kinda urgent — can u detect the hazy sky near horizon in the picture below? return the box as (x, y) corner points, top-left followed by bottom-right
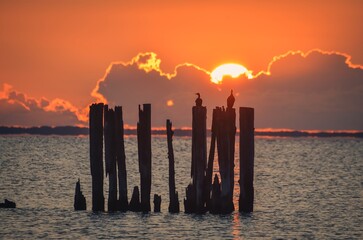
(0, 0), (362, 129)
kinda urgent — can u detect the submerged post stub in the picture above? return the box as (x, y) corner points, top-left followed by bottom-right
(74, 179), (87, 210)
(129, 186), (141, 212)
(239, 107), (254, 213)
(153, 194), (161, 212)
(0, 199), (16, 208)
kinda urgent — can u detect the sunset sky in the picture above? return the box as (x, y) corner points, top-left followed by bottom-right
(0, 0), (362, 130)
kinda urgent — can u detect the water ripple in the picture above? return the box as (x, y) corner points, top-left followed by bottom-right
(0, 136), (362, 239)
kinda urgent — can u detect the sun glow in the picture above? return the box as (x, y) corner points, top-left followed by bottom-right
(211, 63), (252, 84)
(166, 100), (174, 106)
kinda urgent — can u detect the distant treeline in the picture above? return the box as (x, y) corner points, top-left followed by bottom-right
(0, 126), (89, 135)
(0, 126), (362, 138)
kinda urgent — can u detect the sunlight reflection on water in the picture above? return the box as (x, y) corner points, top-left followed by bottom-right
(0, 135), (362, 239)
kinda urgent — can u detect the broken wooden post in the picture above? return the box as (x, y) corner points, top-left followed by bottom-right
(153, 194), (161, 212)
(192, 98), (207, 213)
(183, 184), (195, 213)
(167, 119), (180, 213)
(137, 104), (152, 212)
(129, 186), (141, 212)
(89, 103), (104, 211)
(239, 107), (254, 212)
(104, 106), (118, 211)
(74, 178), (87, 210)
(115, 106), (128, 212)
(204, 108), (217, 211)
(0, 199), (16, 208)
(209, 174), (221, 214)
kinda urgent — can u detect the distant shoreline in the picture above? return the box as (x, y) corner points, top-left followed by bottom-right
(1, 126), (362, 138)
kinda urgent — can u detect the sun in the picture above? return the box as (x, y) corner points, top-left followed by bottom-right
(210, 63), (253, 84)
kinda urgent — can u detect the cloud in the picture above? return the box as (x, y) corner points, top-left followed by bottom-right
(93, 50), (363, 130)
(246, 49), (363, 130)
(0, 84), (86, 127)
(1, 50), (362, 130)
(91, 52), (217, 127)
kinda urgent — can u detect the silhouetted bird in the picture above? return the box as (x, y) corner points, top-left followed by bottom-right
(227, 89), (235, 109)
(195, 93), (203, 107)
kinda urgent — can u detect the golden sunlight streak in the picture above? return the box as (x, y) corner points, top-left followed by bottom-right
(210, 63), (253, 84)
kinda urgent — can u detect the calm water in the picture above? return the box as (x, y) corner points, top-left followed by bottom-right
(0, 135), (362, 239)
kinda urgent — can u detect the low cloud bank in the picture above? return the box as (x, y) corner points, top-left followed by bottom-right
(0, 84), (85, 127)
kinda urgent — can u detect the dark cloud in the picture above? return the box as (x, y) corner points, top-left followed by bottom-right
(246, 50), (363, 130)
(94, 50), (363, 130)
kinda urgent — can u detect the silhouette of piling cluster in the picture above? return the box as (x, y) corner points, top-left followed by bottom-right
(86, 103), (156, 212)
(79, 90), (254, 214)
(184, 91), (254, 214)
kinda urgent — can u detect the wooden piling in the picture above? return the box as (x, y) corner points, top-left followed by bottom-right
(153, 194), (161, 212)
(74, 179), (87, 210)
(115, 106), (128, 211)
(104, 106), (118, 211)
(204, 108), (217, 211)
(137, 104), (152, 212)
(214, 106), (236, 213)
(226, 106), (236, 212)
(89, 103), (104, 211)
(167, 119), (180, 213)
(209, 174), (221, 214)
(191, 105), (207, 213)
(184, 183), (195, 213)
(129, 186), (141, 212)
(239, 107), (254, 212)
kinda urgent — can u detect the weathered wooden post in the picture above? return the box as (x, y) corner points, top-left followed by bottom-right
(115, 106), (128, 211)
(225, 93), (236, 212)
(214, 108), (232, 213)
(104, 106), (118, 211)
(74, 179), (87, 210)
(0, 199), (16, 208)
(214, 91), (236, 213)
(167, 119), (180, 213)
(239, 107), (254, 212)
(184, 184), (195, 213)
(129, 186), (141, 212)
(153, 194), (161, 212)
(184, 94), (207, 213)
(137, 104), (152, 212)
(204, 108), (217, 211)
(192, 95), (207, 213)
(209, 174), (221, 214)
(89, 103), (104, 211)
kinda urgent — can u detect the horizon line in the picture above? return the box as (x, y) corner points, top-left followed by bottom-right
(1, 126), (362, 138)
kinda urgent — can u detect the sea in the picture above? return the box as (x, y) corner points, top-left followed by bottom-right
(0, 135), (362, 239)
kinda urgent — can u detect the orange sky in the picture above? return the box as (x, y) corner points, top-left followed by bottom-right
(0, 1), (362, 129)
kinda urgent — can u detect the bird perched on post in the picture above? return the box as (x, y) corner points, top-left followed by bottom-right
(227, 90), (235, 109)
(195, 93), (202, 107)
